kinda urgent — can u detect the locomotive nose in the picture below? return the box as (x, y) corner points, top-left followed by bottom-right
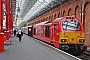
(64, 32), (84, 44)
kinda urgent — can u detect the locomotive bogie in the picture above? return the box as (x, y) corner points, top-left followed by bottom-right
(59, 44), (84, 51)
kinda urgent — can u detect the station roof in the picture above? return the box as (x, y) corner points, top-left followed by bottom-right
(18, 0), (65, 22)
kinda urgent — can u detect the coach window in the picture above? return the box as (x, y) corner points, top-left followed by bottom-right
(34, 28), (36, 35)
(45, 26), (50, 37)
(54, 24), (57, 30)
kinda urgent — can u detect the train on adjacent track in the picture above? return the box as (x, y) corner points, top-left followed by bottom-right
(23, 16), (85, 55)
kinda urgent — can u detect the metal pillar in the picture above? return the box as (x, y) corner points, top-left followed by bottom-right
(0, 0), (3, 32)
(9, 11), (13, 36)
(5, 0), (12, 44)
(8, 0), (13, 36)
(5, 0), (9, 40)
(10, 0), (13, 36)
(0, 0), (4, 52)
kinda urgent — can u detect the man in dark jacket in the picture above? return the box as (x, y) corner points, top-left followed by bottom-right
(17, 29), (23, 41)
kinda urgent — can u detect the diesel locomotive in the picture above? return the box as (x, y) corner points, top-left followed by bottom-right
(33, 16), (84, 50)
(24, 16), (85, 54)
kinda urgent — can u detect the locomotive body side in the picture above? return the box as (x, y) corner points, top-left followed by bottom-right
(33, 22), (46, 40)
(33, 20), (60, 48)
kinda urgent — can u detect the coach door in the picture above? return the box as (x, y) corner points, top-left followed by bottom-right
(53, 24), (59, 48)
(45, 26), (50, 38)
(28, 27), (33, 37)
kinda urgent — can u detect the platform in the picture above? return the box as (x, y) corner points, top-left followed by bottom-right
(0, 35), (80, 60)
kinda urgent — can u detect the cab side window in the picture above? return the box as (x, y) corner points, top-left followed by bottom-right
(54, 24), (57, 30)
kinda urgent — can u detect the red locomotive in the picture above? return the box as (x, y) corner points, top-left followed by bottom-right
(32, 16), (85, 53)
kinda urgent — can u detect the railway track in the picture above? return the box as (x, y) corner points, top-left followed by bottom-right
(77, 49), (90, 60)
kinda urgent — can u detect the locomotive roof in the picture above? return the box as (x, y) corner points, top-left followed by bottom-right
(34, 16), (77, 26)
(45, 20), (53, 24)
(54, 18), (63, 20)
(45, 17), (63, 24)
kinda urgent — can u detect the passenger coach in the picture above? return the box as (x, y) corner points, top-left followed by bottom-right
(23, 26), (33, 37)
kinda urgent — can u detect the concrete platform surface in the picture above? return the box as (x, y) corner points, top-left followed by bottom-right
(0, 35), (78, 60)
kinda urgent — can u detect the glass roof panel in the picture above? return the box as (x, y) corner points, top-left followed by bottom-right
(18, 0), (62, 21)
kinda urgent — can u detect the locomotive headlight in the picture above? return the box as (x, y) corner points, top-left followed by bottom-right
(79, 39), (85, 42)
(61, 39), (67, 42)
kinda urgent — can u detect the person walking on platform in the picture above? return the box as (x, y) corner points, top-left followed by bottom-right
(17, 29), (23, 41)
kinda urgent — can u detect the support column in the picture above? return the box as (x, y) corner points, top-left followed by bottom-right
(8, 0), (13, 37)
(0, 33), (4, 52)
(6, 0), (9, 40)
(0, 0), (3, 32)
(5, 0), (12, 44)
(9, 12), (13, 36)
(0, 0), (4, 52)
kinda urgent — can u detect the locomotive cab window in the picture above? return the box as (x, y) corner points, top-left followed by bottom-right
(54, 24), (57, 30)
(45, 26), (50, 37)
(62, 20), (81, 30)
